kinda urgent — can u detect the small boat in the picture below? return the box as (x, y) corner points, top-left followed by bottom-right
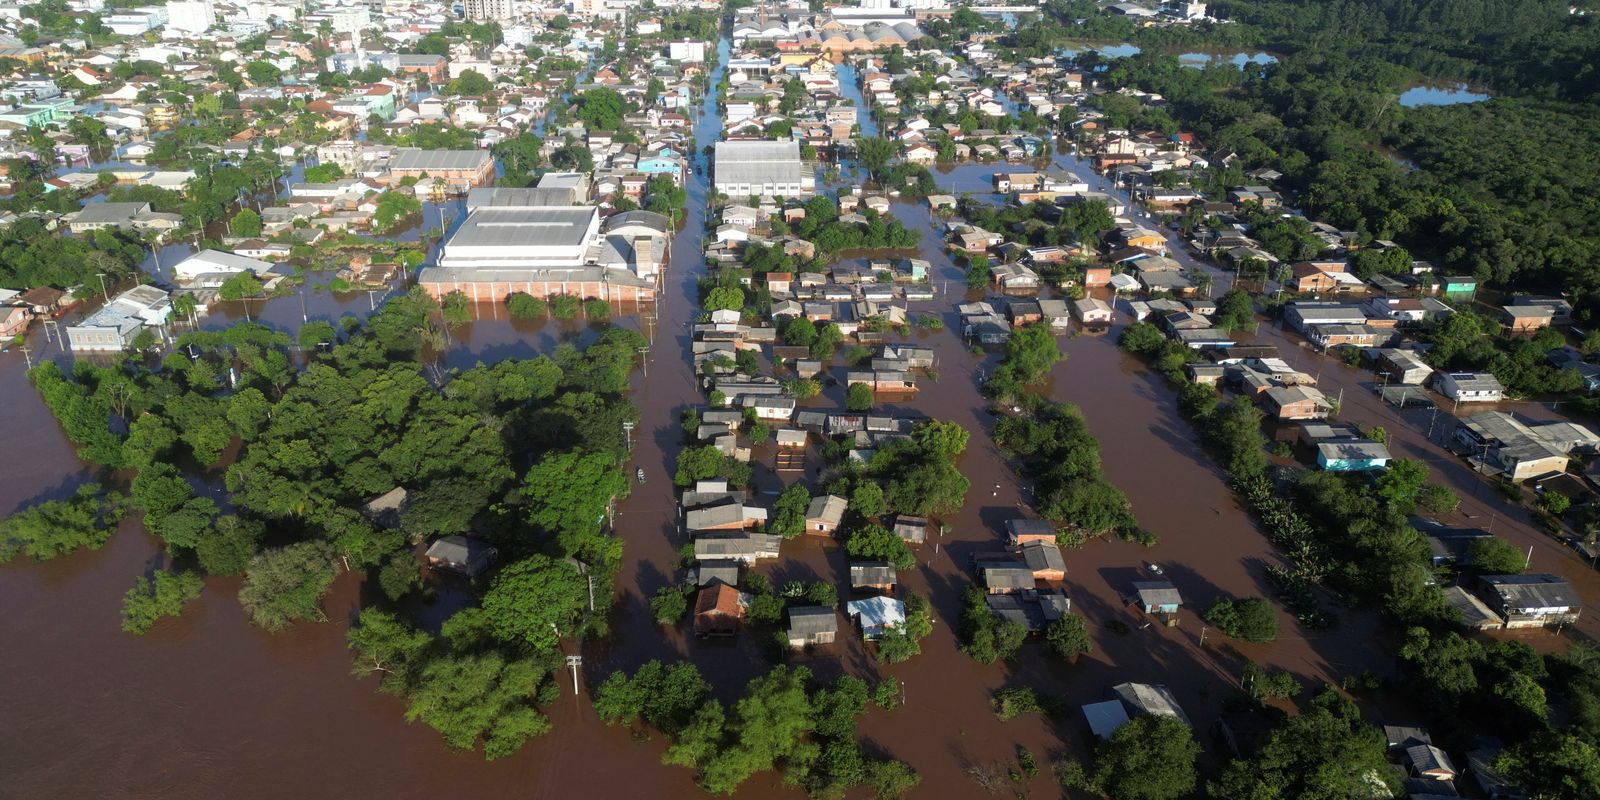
(636, 468), (646, 483)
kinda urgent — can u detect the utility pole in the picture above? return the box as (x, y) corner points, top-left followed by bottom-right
(1198, 626), (1207, 647)
(1524, 545), (1533, 571)
(19, 344), (32, 368)
(96, 272), (109, 300)
(566, 654), (582, 695)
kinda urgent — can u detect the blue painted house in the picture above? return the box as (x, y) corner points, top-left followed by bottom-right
(1131, 581), (1181, 615)
(636, 154), (683, 179)
(1441, 275), (1478, 300)
(1316, 440), (1392, 471)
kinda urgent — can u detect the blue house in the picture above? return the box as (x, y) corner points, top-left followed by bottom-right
(1316, 440), (1392, 471)
(636, 155), (683, 179)
(1131, 581), (1181, 615)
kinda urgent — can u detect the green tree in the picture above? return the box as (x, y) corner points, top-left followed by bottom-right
(575, 88), (626, 130)
(594, 660), (711, 734)
(218, 271), (264, 301)
(481, 555), (588, 651)
(448, 69), (492, 95)
(845, 523), (915, 570)
(1467, 535), (1528, 574)
(348, 608), (433, 694)
(650, 583), (693, 624)
(121, 570), (205, 634)
(1376, 459), (1430, 512)
(1119, 322), (1167, 357)
(854, 137), (897, 182)
(781, 316), (818, 347)
(704, 285), (744, 312)
(846, 381), (874, 411)
(1045, 613), (1092, 661)
(297, 321), (337, 351)
(229, 208), (263, 238)
(851, 481), (886, 517)
(1092, 715), (1199, 800)
(1211, 687), (1398, 800)
(238, 541), (338, 631)
(1497, 733), (1600, 800)
(522, 450), (626, 559)
(770, 484), (811, 538)
(404, 650), (552, 760)
(1205, 597), (1279, 643)
(195, 514), (261, 575)
(244, 60), (282, 85)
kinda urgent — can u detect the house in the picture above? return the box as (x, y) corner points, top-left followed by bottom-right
(1435, 372), (1505, 404)
(1081, 699), (1134, 740)
(1376, 349), (1434, 385)
(893, 515), (927, 545)
(846, 596), (905, 639)
(1453, 411), (1592, 481)
(1406, 745), (1459, 781)
(1019, 540), (1066, 582)
(850, 561), (897, 593)
(1502, 305), (1553, 334)
(0, 305), (29, 338)
(982, 563), (1036, 594)
(1130, 581), (1182, 615)
(686, 503), (768, 532)
(66, 284), (172, 352)
(1072, 297), (1113, 325)
(1480, 574), (1580, 628)
(805, 494), (847, 536)
(423, 535), (498, 577)
(68, 201), (151, 232)
(786, 606), (838, 647)
(1316, 440), (1392, 471)
(1261, 385), (1332, 421)
(692, 563), (742, 587)
(694, 580), (749, 636)
(1111, 682), (1192, 727)
(693, 533), (782, 564)
(1440, 276), (1477, 300)
(1006, 518), (1056, 545)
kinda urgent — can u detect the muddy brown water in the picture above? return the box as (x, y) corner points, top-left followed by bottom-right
(4, 45), (1580, 799)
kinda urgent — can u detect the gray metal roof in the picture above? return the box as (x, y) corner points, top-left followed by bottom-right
(849, 561), (897, 586)
(787, 606), (837, 635)
(445, 206), (599, 248)
(714, 140), (806, 185)
(389, 148), (492, 172)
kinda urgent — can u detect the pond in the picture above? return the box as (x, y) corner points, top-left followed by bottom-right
(1399, 83), (1491, 108)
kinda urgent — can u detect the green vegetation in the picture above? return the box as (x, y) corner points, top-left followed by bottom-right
(1085, 715), (1199, 800)
(598, 663), (917, 797)
(844, 523), (914, 571)
(875, 593), (933, 664)
(982, 323), (1063, 401)
(993, 402), (1138, 541)
(845, 382), (874, 411)
(1211, 686), (1397, 800)
(506, 292), (548, 319)
(1044, 613), (1092, 661)
(1205, 597), (1279, 643)
(959, 585), (1027, 663)
(0, 483), (123, 563)
(862, 420), (971, 518)
(121, 570), (205, 634)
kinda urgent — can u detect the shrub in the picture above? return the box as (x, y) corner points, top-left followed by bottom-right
(549, 295), (580, 319)
(507, 292), (547, 319)
(1205, 597), (1279, 643)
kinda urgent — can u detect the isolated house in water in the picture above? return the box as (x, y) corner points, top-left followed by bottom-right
(785, 606), (838, 647)
(694, 581), (748, 636)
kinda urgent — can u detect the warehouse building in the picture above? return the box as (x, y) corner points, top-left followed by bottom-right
(713, 140), (814, 199)
(386, 148), (496, 192)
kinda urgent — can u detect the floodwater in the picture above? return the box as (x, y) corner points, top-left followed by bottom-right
(0, 36), (1577, 800)
(1399, 84), (1491, 108)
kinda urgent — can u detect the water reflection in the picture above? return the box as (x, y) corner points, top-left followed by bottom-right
(1399, 83), (1490, 107)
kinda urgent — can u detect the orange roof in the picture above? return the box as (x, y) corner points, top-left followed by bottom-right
(694, 582), (745, 619)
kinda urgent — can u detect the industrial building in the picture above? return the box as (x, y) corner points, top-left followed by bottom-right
(713, 140), (814, 199)
(416, 192), (665, 303)
(386, 148), (496, 192)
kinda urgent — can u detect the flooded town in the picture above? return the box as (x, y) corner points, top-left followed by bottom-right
(2, 0), (1599, 798)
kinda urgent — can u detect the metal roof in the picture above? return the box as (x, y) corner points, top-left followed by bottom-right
(444, 206), (599, 249)
(389, 147), (491, 172)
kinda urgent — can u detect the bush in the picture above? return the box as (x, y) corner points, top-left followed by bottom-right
(1045, 614), (1092, 661)
(1205, 597), (1279, 643)
(549, 295), (580, 319)
(583, 298), (611, 321)
(507, 292), (547, 319)
(993, 686), (1042, 720)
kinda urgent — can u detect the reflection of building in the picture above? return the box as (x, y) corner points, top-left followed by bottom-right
(416, 192), (665, 303)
